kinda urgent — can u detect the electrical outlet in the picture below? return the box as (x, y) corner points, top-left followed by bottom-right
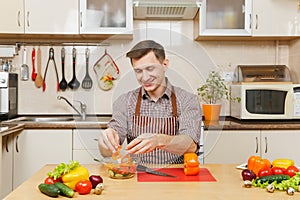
(222, 72), (233, 82)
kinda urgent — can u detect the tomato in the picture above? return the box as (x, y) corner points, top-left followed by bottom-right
(258, 168), (273, 177)
(285, 165), (299, 177)
(271, 167), (286, 175)
(44, 177), (62, 184)
(75, 179), (92, 195)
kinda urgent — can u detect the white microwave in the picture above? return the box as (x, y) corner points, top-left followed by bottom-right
(230, 83), (300, 120)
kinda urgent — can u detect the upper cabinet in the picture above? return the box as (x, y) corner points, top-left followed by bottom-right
(0, 0), (78, 34)
(195, 0), (300, 40)
(0, 0), (24, 33)
(24, 0), (78, 34)
(252, 0), (300, 36)
(79, 0), (133, 35)
(195, 0), (252, 37)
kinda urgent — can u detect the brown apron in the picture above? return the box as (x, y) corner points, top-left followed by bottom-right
(128, 87), (182, 164)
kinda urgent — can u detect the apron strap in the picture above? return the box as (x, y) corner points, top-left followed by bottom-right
(135, 87), (178, 117)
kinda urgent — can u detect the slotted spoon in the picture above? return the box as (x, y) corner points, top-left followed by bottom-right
(82, 48), (93, 89)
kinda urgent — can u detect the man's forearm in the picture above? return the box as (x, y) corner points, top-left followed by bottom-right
(156, 134), (197, 155)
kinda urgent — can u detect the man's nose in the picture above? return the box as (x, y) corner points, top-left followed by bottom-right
(141, 70), (150, 80)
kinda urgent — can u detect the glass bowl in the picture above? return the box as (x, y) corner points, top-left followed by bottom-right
(105, 161), (136, 179)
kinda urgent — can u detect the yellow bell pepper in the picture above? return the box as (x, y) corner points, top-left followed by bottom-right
(62, 166), (89, 190)
(272, 159), (294, 169)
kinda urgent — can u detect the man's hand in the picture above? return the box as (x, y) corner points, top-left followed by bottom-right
(126, 133), (160, 154)
(98, 128), (120, 156)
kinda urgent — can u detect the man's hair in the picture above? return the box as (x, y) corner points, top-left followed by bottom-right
(126, 40), (165, 63)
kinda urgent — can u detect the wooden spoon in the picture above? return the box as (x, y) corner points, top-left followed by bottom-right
(34, 47), (43, 88)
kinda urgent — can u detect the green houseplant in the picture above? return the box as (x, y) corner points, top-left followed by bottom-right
(197, 71), (239, 123)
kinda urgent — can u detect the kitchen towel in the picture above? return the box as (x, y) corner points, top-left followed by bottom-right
(137, 168), (216, 182)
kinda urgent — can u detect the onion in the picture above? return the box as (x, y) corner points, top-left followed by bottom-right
(241, 169), (256, 181)
(89, 175), (103, 189)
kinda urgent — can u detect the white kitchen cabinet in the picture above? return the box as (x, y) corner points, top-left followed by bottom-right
(0, 0), (24, 33)
(80, 0), (133, 35)
(204, 130), (300, 165)
(1, 135), (13, 199)
(261, 130), (300, 165)
(195, 0), (300, 38)
(0, 0), (78, 34)
(73, 129), (103, 164)
(252, 0), (300, 36)
(13, 129), (72, 188)
(196, 0), (252, 37)
(203, 130), (260, 164)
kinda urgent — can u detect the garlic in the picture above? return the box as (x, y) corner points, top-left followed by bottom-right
(266, 184), (275, 193)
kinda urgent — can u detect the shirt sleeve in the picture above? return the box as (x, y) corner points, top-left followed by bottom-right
(178, 93), (202, 149)
(108, 93), (129, 145)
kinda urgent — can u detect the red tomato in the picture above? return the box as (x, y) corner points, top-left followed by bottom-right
(258, 168), (273, 177)
(75, 180), (92, 195)
(271, 167), (286, 175)
(286, 166), (299, 177)
(44, 177), (62, 184)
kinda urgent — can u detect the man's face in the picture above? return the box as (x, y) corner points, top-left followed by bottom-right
(132, 51), (168, 92)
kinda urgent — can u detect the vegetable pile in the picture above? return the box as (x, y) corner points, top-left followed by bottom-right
(38, 161), (104, 198)
(241, 156), (300, 196)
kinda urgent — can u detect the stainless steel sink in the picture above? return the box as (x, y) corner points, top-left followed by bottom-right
(8, 116), (111, 124)
(18, 117), (75, 122)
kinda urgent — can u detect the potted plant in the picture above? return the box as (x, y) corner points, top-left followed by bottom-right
(197, 71), (238, 123)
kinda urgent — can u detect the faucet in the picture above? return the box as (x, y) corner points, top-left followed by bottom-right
(57, 96), (86, 120)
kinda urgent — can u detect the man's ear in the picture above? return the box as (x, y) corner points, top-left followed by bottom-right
(162, 59), (169, 71)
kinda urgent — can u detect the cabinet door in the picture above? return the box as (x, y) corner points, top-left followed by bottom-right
(80, 0), (133, 35)
(261, 130), (300, 165)
(1, 135), (14, 199)
(252, 0), (300, 36)
(204, 130), (260, 164)
(198, 0), (252, 36)
(24, 0), (79, 34)
(73, 129), (103, 164)
(13, 129), (72, 189)
(0, 0), (24, 33)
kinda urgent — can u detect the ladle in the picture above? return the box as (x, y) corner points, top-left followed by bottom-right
(68, 47), (80, 89)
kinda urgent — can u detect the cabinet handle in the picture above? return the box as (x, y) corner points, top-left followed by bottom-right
(264, 137), (268, 153)
(255, 14), (258, 30)
(249, 14), (252, 29)
(5, 136), (9, 152)
(15, 135), (19, 153)
(17, 11), (21, 27)
(255, 136), (258, 153)
(27, 11), (30, 27)
(80, 12), (82, 27)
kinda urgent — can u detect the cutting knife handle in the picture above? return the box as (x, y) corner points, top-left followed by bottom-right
(136, 164), (147, 172)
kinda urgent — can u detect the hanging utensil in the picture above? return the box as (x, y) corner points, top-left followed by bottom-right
(20, 47), (29, 81)
(42, 48), (60, 92)
(93, 49), (120, 91)
(68, 47), (80, 90)
(59, 47), (68, 91)
(34, 47), (43, 88)
(31, 48), (37, 81)
(82, 47), (93, 89)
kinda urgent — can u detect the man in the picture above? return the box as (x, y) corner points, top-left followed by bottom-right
(98, 40), (202, 164)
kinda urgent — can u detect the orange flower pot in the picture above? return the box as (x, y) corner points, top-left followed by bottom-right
(202, 104), (221, 122)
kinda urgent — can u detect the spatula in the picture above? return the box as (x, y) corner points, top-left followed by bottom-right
(82, 48), (93, 89)
(34, 47), (43, 88)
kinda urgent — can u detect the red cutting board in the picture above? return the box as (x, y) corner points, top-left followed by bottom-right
(137, 168), (216, 182)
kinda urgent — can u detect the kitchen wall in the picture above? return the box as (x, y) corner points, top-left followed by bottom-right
(9, 20), (296, 116)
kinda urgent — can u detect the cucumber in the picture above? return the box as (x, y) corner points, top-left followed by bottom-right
(38, 183), (60, 197)
(256, 174), (290, 184)
(54, 182), (74, 198)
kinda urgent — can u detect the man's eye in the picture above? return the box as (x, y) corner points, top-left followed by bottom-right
(146, 66), (155, 71)
(135, 69), (142, 73)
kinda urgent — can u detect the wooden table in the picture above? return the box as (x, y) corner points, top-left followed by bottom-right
(4, 164), (298, 200)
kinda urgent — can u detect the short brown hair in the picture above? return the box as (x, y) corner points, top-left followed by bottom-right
(126, 40), (165, 63)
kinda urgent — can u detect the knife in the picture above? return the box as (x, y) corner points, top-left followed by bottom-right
(136, 165), (176, 178)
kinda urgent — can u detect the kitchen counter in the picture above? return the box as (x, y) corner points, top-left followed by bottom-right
(4, 164), (297, 200)
(2, 116), (300, 131)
